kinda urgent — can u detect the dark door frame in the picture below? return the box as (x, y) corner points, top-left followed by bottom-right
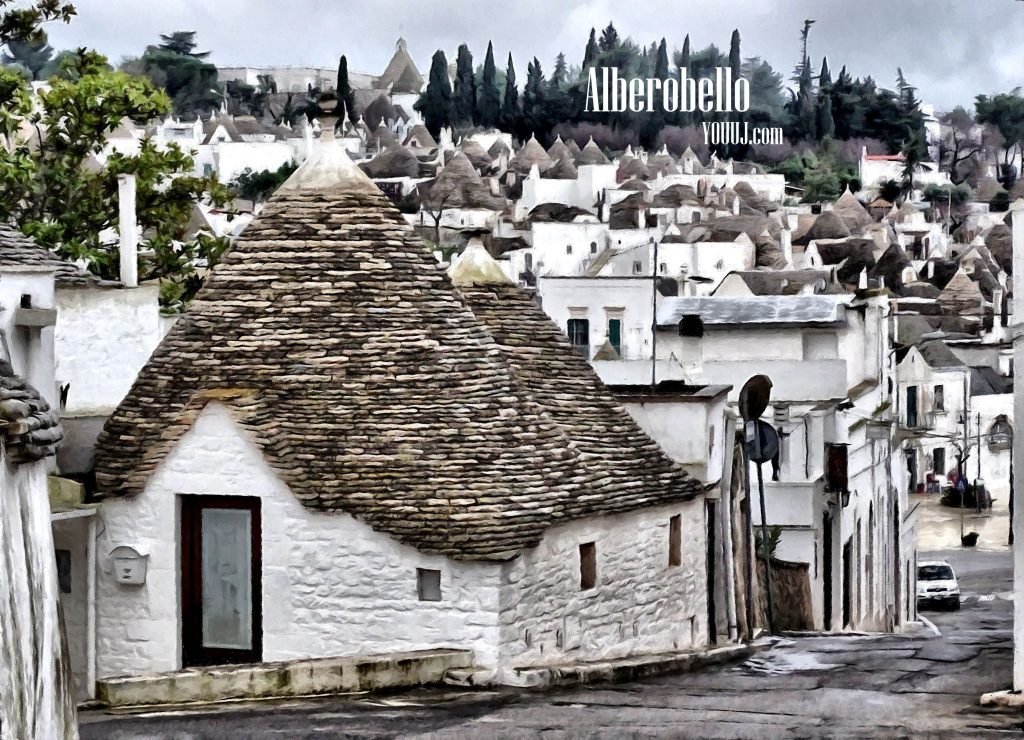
(181, 495), (262, 667)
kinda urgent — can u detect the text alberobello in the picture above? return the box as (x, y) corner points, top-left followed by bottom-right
(585, 66), (750, 114)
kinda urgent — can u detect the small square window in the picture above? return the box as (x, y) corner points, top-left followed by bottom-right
(566, 244), (573, 254)
(632, 261), (643, 274)
(590, 241), (598, 254)
(668, 515), (682, 567)
(579, 542), (597, 590)
(416, 568), (441, 601)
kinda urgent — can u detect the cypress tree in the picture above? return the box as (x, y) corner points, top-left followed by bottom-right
(414, 50), (453, 138)
(728, 29), (741, 81)
(582, 28), (599, 70)
(499, 53), (519, 133)
(335, 54), (357, 127)
(477, 41), (500, 128)
(654, 38), (670, 81)
(453, 43), (477, 127)
(816, 57), (835, 139)
(678, 35), (691, 126)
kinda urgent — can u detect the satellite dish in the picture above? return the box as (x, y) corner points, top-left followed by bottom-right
(738, 375), (773, 422)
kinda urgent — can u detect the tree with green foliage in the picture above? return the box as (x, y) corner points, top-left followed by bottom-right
(477, 41), (500, 127)
(335, 55), (357, 127)
(453, 43), (476, 128)
(499, 52), (519, 133)
(129, 32), (221, 117)
(0, 50), (230, 308)
(815, 57), (834, 139)
(414, 49), (453, 137)
(521, 57), (546, 138)
(157, 31), (209, 58)
(231, 162), (298, 203)
(638, 38), (671, 148)
(0, 0), (74, 47)
(728, 29), (741, 80)
(598, 22), (620, 53)
(2, 29), (52, 79)
(582, 28), (599, 70)
(901, 129), (927, 195)
(975, 89), (1024, 185)
(676, 34), (691, 126)
(771, 142), (859, 202)
(545, 52), (573, 132)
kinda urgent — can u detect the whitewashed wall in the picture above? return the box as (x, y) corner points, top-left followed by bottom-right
(539, 276), (654, 361)
(0, 271), (57, 408)
(55, 285), (163, 418)
(497, 499), (707, 667)
(95, 402), (503, 678)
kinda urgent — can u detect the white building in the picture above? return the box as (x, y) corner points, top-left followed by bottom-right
(86, 143), (718, 691)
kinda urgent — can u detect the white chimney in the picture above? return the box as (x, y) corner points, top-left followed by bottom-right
(927, 260), (935, 280)
(781, 228), (793, 268)
(993, 287), (1005, 328)
(858, 268), (868, 290)
(117, 173), (139, 288)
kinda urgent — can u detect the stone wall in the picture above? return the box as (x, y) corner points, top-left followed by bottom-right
(95, 402), (503, 679)
(758, 557), (814, 631)
(497, 498), (708, 667)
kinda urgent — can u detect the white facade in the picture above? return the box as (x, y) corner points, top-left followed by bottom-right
(95, 401), (711, 680)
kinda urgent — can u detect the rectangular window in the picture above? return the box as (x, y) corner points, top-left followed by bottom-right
(632, 261), (643, 275)
(567, 318), (590, 359)
(825, 443), (849, 494)
(668, 515), (682, 567)
(933, 447), (945, 475)
(566, 244), (573, 254)
(933, 385), (944, 412)
(579, 542), (597, 590)
(607, 318), (622, 356)
(906, 385), (918, 428)
(416, 568), (441, 601)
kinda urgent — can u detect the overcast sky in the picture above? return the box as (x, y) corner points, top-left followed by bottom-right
(45, 0), (1024, 112)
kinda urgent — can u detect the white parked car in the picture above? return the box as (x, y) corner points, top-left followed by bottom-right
(917, 561), (960, 610)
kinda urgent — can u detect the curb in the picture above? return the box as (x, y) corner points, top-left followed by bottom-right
(446, 641), (766, 690)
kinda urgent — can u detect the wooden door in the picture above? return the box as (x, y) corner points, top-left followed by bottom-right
(181, 495), (262, 667)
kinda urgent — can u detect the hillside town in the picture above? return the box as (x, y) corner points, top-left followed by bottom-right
(1, 4), (1024, 738)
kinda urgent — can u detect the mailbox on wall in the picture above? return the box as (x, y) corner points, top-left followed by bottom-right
(110, 546), (148, 585)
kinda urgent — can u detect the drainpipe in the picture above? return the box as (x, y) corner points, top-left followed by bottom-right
(86, 513), (97, 700)
(117, 174), (139, 288)
(720, 412), (739, 642)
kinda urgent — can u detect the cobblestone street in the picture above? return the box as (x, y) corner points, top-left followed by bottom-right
(80, 548), (1019, 739)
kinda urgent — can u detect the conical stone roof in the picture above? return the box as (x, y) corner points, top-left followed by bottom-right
(94, 138), (701, 560)
(509, 135), (553, 174)
(576, 137), (610, 165)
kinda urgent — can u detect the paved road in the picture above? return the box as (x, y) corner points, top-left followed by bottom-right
(80, 549), (1020, 739)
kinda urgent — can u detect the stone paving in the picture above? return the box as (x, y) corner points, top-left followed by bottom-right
(80, 548), (1021, 739)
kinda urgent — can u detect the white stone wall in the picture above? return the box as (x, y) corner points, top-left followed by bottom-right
(54, 285), (163, 418)
(497, 499), (708, 667)
(95, 402), (503, 679)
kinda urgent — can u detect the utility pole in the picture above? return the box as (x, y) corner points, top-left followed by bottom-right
(650, 238), (659, 389)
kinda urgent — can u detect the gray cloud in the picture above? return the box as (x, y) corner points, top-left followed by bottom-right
(45, 0), (1024, 111)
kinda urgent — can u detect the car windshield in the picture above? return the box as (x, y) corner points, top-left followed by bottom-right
(919, 564), (954, 581)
